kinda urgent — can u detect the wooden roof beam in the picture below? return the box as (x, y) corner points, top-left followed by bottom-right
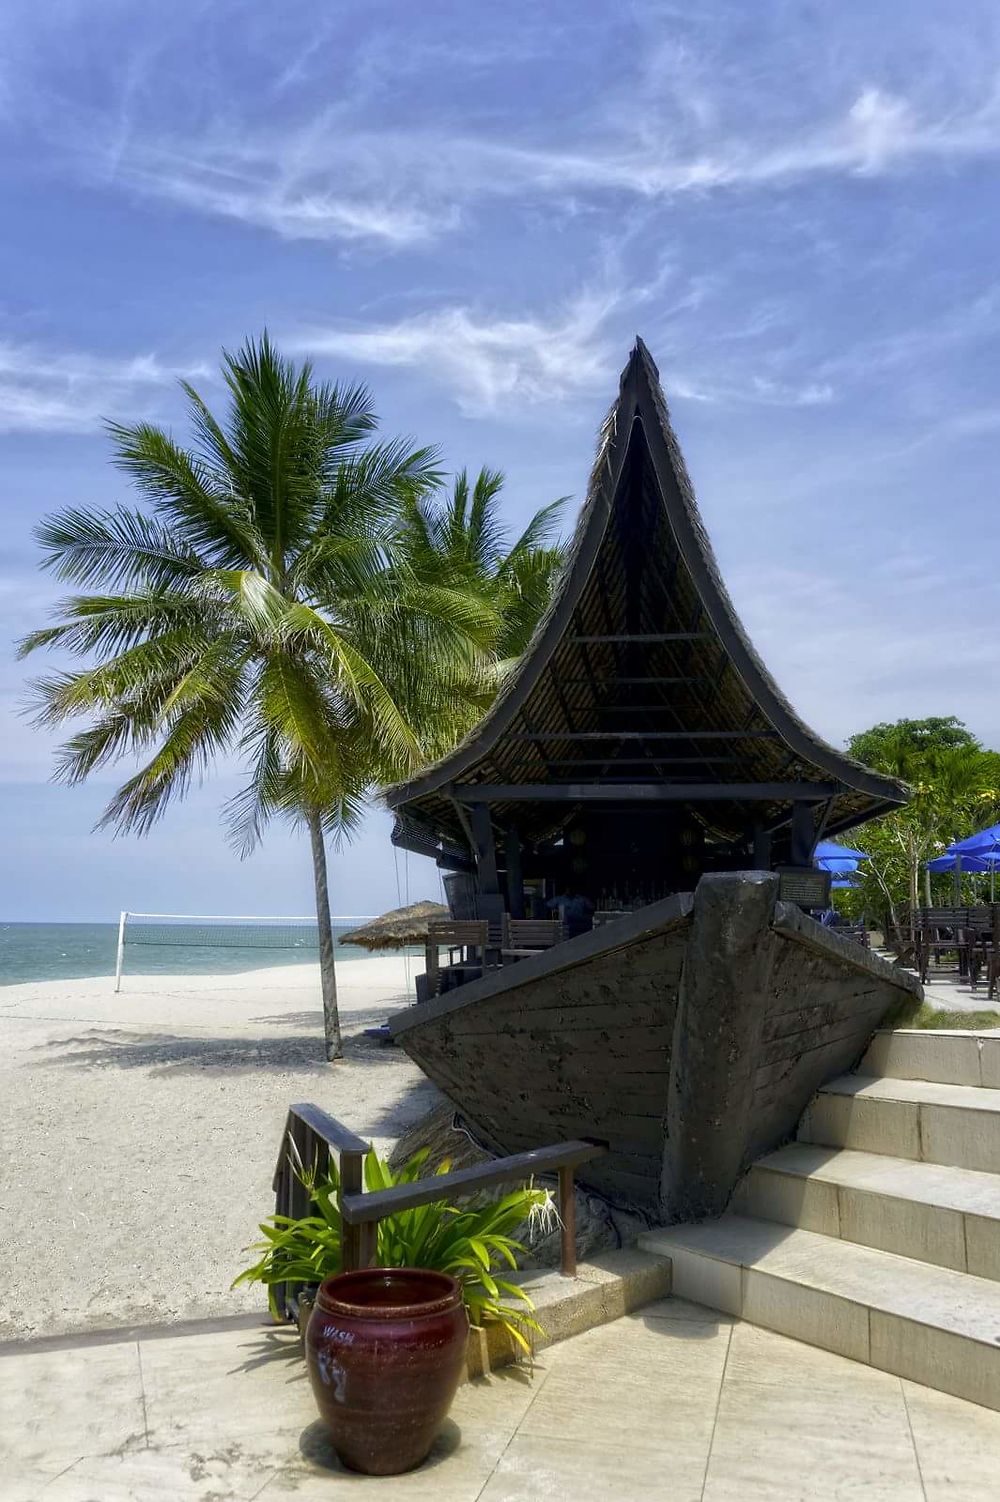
(570, 632), (711, 643)
(509, 730), (779, 741)
(450, 782), (843, 803)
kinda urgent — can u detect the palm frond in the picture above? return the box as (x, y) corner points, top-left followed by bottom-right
(30, 508), (207, 591)
(501, 496), (568, 565)
(107, 420), (264, 570)
(17, 592), (215, 661)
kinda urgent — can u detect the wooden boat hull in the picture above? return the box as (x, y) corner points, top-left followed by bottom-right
(389, 873), (922, 1220)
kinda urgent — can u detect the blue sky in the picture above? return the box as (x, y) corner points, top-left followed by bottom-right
(1, 0), (999, 921)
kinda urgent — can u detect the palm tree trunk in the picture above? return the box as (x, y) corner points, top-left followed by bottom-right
(307, 809), (342, 1061)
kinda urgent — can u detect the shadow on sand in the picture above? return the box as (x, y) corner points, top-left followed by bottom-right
(30, 1020), (432, 1086)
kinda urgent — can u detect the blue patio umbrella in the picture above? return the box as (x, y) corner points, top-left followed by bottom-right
(947, 822), (1000, 856)
(814, 840), (866, 899)
(814, 840), (867, 877)
(926, 851), (1000, 873)
(928, 840), (1000, 899)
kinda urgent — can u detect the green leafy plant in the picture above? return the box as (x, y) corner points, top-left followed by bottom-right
(235, 1145), (554, 1354)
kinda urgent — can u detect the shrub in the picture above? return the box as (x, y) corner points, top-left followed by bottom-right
(235, 1145), (554, 1353)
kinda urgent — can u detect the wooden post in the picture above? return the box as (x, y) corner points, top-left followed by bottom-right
(340, 1148), (365, 1273)
(790, 802), (815, 867)
(558, 1166), (577, 1277)
(470, 803), (505, 929)
(505, 827), (525, 919)
(359, 1220), (378, 1270)
(751, 826), (771, 871)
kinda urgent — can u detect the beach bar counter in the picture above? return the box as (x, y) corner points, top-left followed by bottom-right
(385, 341), (921, 1221)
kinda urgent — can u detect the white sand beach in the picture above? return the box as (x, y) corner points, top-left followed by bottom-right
(0, 957), (441, 1342)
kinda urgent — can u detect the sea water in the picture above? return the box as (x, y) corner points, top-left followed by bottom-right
(0, 921), (380, 986)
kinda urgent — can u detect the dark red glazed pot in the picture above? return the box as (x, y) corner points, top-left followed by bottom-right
(304, 1268), (469, 1476)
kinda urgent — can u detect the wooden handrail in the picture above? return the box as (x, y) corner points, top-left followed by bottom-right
(271, 1106), (608, 1323)
(340, 1138), (607, 1279)
(272, 1104), (375, 1317)
(340, 1140), (605, 1223)
(271, 1102), (370, 1189)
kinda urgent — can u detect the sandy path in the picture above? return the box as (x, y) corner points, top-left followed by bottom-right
(0, 958), (441, 1342)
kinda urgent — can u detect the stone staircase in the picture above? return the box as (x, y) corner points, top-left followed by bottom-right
(639, 1027), (1000, 1410)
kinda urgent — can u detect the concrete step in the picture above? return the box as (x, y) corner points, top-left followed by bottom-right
(638, 1214), (1000, 1410)
(733, 1142), (1000, 1280)
(862, 1028), (1000, 1088)
(798, 1072), (1000, 1172)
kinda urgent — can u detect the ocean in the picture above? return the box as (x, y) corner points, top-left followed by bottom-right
(0, 920), (382, 986)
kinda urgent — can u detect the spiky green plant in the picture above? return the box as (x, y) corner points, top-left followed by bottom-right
(234, 1145), (552, 1354)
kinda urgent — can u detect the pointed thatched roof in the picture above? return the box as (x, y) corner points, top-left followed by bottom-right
(387, 339), (906, 862)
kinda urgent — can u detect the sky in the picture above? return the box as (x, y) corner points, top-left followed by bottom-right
(1, 0), (999, 922)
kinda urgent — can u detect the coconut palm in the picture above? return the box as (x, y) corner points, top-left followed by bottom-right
(399, 467), (566, 699)
(18, 336), (495, 1060)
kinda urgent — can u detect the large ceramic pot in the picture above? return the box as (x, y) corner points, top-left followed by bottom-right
(305, 1267), (469, 1476)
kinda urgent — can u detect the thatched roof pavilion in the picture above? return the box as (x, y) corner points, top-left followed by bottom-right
(386, 339), (906, 921)
(338, 901), (447, 951)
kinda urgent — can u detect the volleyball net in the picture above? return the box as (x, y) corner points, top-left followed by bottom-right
(114, 911), (373, 991)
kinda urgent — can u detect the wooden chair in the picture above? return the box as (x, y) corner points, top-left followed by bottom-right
(969, 906), (1000, 999)
(915, 907), (972, 985)
(501, 916), (565, 959)
(425, 920), (490, 995)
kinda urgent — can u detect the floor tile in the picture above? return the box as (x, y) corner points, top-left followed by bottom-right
(0, 1339), (145, 1473)
(4, 1468), (64, 1502)
(723, 1321), (901, 1396)
(703, 1377), (924, 1500)
(640, 1295), (736, 1325)
(40, 1448), (272, 1501)
(479, 1430), (705, 1502)
(517, 1316), (730, 1454)
(256, 1418), (494, 1499)
(903, 1377), (1000, 1501)
(138, 1325), (313, 1469)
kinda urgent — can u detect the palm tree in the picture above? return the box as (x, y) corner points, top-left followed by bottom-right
(399, 467), (566, 700)
(18, 336), (494, 1060)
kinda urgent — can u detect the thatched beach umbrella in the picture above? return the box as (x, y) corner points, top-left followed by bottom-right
(338, 900), (448, 951)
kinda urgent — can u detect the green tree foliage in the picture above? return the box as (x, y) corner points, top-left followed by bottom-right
(18, 337), (566, 1058)
(843, 717), (1000, 926)
(398, 466), (567, 699)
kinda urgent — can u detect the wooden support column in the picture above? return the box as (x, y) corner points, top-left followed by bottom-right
(504, 827), (525, 919)
(470, 804), (504, 925)
(751, 824), (772, 871)
(790, 802), (816, 867)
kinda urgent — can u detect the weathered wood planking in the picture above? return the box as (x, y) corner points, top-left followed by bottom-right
(392, 875), (922, 1220)
(395, 920), (689, 1208)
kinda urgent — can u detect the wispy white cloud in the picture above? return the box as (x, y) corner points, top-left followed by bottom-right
(0, 342), (204, 433)
(117, 142), (454, 247)
(290, 291), (620, 416)
(291, 278), (839, 418)
(83, 75), (1000, 250)
(666, 373), (834, 408)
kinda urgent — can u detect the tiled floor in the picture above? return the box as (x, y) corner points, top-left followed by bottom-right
(4, 1298), (1000, 1500)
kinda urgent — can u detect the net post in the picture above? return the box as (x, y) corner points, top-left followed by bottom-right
(114, 911), (128, 993)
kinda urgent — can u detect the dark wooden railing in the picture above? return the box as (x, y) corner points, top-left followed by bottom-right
(272, 1103), (376, 1320)
(271, 1104), (606, 1321)
(339, 1138), (606, 1279)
